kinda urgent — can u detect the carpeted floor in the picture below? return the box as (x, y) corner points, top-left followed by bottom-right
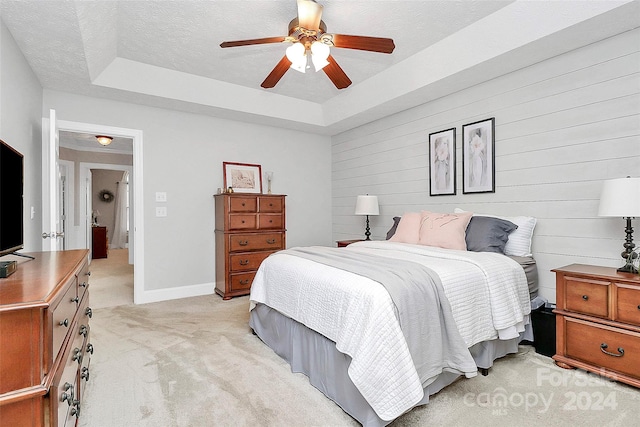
(89, 248), (134, 308)
(78, 294), (640, 427)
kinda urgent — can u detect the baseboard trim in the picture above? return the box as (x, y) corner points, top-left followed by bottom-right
(136, 282), (214, 305)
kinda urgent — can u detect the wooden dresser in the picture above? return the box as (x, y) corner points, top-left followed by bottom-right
(214, 193), (286, 300)
(553, 264), (640, 387)
(0, 250), (93, 426)
(91, 226), (108, 259)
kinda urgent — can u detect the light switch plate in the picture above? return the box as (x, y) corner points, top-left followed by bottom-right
(155, 206), (167, 217)
(155, 192), (167, 202)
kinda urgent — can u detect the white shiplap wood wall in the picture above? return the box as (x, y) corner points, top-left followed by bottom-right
(331, 28), (640, 302)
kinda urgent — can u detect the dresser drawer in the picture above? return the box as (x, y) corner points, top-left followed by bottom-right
(564, 276), (609, 318)
(51, 280), (79, 363)
(259, 214), (283, 229)
(229, 214), (257, 230)
(259, 197), (283, 213)
(615, 283), (640, 326)
(565, 317), (640, 380)
(229, 251), (273, 272)
(230, 272), (256, 292)
(229, 197), (257, 212)
(229, 233), (284, 252)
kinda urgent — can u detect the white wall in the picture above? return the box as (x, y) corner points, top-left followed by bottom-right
(43, 90), (332, 299)
(331, 28), (640, 302)
(0, 20), (43, 252)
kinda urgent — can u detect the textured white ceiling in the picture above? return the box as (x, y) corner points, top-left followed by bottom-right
(1, 0), (638, 137)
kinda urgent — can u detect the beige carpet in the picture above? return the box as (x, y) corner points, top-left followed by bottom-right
(78, 294), (640, 427)
(89, 248), (134, 309)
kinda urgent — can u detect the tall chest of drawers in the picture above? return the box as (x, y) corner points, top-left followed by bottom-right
(214, 193), (286, 299)
(553, 264), (640, 388)
(0, 250), (93, 426)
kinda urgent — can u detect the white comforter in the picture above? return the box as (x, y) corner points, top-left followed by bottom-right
(249, 241), (531, 421)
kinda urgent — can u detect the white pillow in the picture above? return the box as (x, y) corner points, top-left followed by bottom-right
(454, 208), (536, 257)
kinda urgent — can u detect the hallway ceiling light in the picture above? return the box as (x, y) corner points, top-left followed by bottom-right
(96, 135), (113, 146)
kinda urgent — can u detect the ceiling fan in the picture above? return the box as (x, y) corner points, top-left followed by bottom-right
(220, 0), (395, 90)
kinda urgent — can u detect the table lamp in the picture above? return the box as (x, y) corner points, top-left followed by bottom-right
(355, 195), (379, 240)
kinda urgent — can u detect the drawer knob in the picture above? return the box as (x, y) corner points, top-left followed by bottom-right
(266, 239), (276, 244)
(72, 347), (83, 364)
(86, 271), (91, 276)
(85, 307), (93, 318)
(81, 366), (90, 382)
(242, 203), (245, 206)
(239, 259), (250, 266)
(87, 343), (94, 355)
(59, 318), (69, 327)
(240, 279), (250, 285)
(70, 402), (80, 417)
(238, 240), (249, 246)
(582, 295), (588, 301)
(242, 220), (245, 224)
(269, 203), (273, 207)
(600, 343), (624, 357)
(71, 296), (79, 303)
(637, 304), (640, 310)
(269, 220), (273, 223)
(60, 382), (74, 405)
(79, 324), (88, 337)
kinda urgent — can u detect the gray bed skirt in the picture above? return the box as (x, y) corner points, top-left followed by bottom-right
(249, 303), (533, 427)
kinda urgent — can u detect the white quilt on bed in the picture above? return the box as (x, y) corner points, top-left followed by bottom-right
(249, 241), (531, 421)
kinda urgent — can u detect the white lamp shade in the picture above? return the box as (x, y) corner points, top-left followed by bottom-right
(355, 195), (379, 215)
(598, 177), (640, 217)
(286, 42), (307, 73)
(311, 41), (330, 71)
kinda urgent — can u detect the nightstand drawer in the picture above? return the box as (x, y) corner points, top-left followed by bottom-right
(229, 251), (273, 272)
(564, 276), (609, 318)
(565, 317), (640, 379)
(615, 283), (640, 326)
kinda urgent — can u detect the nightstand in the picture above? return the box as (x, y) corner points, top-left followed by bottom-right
(336, 239), (365, 248)
(552, 264), (640, 388)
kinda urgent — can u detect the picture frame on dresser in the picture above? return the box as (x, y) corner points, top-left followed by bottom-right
(462, 117), (495, 194)
(428, 127), (456, 196)
(223, 162), (262, 193)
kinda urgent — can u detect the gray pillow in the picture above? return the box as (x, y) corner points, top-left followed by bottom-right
(386, 217), (402, 240)
(465, 216), (517, 253)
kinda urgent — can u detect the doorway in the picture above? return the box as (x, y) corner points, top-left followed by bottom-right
(43, 115), (145, 304)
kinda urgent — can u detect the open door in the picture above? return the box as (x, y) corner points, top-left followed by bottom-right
(42, 109), (64, 251)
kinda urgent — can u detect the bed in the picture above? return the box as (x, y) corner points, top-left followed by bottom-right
(248, 211), (539, 426)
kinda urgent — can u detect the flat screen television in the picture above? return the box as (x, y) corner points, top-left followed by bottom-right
(0, 139), (24, 257)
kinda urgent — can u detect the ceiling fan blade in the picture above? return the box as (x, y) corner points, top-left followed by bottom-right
(322, 55), (352, 89)
(297, 0), (323, 30)
(220, 37), (287, 48)
(261, 55), (292, 89)
(329, 34), (395, 54)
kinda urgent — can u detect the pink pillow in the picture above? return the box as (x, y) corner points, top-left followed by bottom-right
(418, 211), (473, 250)
(389, 212), (422, 244)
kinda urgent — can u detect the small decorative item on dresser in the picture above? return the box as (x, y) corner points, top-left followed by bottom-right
(223, 162), (262, 194)
(354, 195), (379, 240)
(552, 264), (640, 388)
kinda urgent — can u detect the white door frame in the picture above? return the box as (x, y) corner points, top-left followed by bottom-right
(48, 119), (145, 304)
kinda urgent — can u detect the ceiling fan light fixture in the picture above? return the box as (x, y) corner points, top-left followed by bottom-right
(96, 135), (113, 146)
(286, 42), (307, 73)
(310, 41), (330, 71)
